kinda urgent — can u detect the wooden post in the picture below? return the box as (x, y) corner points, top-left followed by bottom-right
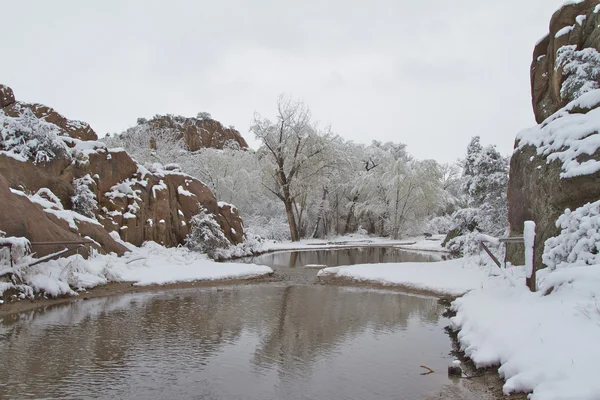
(524, 221), (537, 292)
(526, 233), (537, 292)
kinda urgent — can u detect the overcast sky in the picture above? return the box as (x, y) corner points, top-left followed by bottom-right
(3, 0), (568, 162)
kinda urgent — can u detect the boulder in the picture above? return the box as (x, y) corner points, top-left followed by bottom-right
(0, 174), (128, 257)
(0, 85), (15, 108)
(135, 114), (248, 151)
(0, 84), (245, 256)
(508, 1), (600, 267)
(531, 0), (600, 123)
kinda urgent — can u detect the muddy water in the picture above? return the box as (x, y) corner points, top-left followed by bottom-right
(0, 248), (458, 400)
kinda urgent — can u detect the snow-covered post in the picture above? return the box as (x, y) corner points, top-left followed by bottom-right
(523, 221), (536, 292)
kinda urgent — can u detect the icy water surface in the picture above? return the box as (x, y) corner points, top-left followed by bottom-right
(0, 248), (456, 400)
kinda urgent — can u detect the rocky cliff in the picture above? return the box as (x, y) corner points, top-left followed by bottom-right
(0, 85), (244, 257)
(507, 0), (600, 267)
(131, 114), (248, 151)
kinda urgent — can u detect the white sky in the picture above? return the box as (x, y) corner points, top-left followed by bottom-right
(2, 0), (569, 162)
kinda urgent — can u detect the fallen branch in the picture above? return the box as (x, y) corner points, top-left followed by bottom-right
(419, 365), (435, 375)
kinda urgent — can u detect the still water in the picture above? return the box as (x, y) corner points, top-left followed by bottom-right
(240, 246), (444, 283)
(0, 248), (455, 400)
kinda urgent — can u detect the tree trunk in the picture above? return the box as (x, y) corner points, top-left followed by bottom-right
(343, 195), (359, 234)
(311, 187), (328, 238)
(283, 188), (300, 241)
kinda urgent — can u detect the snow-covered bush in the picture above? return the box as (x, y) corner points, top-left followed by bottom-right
(196, 112), (212, 120)
(543, 200), (600, 269)
(444, 208), (483, 255)
(556, 45), (600, 102)
(445, 137), (508, 255)
(185, 207), (231, 257)
(0, 108), (69, 163)
(71, 175), (98, 218)
(211, 233), (266, 260)
(425, 215), (454, 234)
(244, 214), (291, 241)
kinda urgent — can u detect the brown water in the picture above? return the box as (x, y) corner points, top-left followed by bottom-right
(0, 248), (456, 400)
(240, 246), (444, 284)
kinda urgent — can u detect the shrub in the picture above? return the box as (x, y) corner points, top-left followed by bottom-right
(543, 200), (600, 269)
(185, 207), (230, 257)
(71, 175), (98, 218)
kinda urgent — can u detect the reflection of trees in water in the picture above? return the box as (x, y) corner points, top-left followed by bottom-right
(248, 247), (442, 268)
(251, 286), (442, 378)
(0, 290), (249, 398)
(0, 285), (443, 398)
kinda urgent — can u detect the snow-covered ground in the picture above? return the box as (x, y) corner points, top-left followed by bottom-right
(0, 241), (272, 299)
(257, 233), (448, 254)
(452, 265), (600, 400)
(317, 256), (504, 296)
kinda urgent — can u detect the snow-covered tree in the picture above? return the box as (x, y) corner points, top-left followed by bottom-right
(0, 108), (69, 163)
(251, 95), (335, 242)
(71, 175), (98, 218)
(556, 45), (600, 102)
(185, 206), (231, 257)
(445, 136), (508, 254)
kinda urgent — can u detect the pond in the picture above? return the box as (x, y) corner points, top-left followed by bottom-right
(0, 247), (459, 400)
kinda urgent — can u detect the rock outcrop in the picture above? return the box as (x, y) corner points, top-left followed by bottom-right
(531, 0), (600, 123)
(132, 114), (248, 151)
(0, 85), (244, 257)
(507, 1), (600, 268)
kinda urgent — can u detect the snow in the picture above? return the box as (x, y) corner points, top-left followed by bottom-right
(475, 233), (500, 245)
(561, 0), (584, 5)
(0, 151), (27, 162)
(0, 241), (272, 297)
(523, 221), (536, 279)
(318, 257), (496, 296)
(517, 89), (600, 178)
(555, 25), (574, 38)
(112, 243), (272, 286)
(43, 209), (101, 230)
(152, 179), (167, 198)
(257, 234), (448, 254)
(576, 14), (586, 25)
(543, 199), (600, 269)
(177, 185), (195, 197)
(451, 265), (600, 399)
(218, 201), (237, 210)
(595, 4), (600, 13)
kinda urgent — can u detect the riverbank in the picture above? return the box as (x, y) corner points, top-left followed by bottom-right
(0, 273), (276, 318)
(0, 240), (273, 314)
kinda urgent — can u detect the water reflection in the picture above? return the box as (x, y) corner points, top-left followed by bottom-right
(245, 247), (443, 268)
(240, 247), (444, 284)
(0, 285), (451, 400)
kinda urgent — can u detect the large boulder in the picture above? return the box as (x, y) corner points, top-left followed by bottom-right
(0, 85), (15, 108)
(531, 0), (600, 123)
(0, 85), (245, 256)
(0, 174), (128, 257)
(508, 0), (600, 267)
(3, 101), (98, 141)
(130, 114), (248, 151)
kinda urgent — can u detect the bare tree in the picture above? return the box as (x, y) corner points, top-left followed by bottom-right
(251, 96), (332, 242)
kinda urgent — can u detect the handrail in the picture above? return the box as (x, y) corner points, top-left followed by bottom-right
(477, 226), (536, 292)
